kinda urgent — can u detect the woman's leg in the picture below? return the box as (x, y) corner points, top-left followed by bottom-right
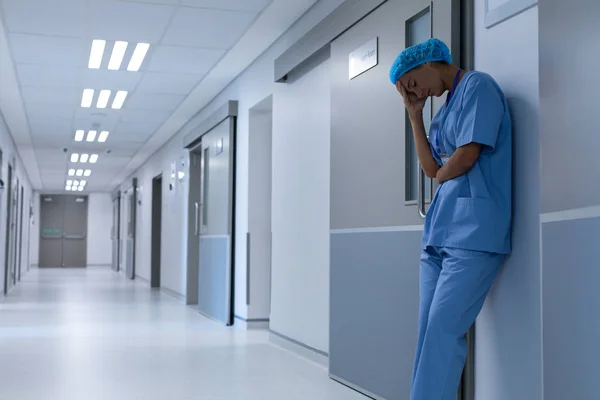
(412, 247), (443, 387)
(410, 248), (504, 400)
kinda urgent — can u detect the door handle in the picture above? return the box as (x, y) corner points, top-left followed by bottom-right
(418, 167), (426, 219)
(194, 202), (199, 236)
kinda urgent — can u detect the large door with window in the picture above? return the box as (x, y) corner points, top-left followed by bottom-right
(195, 117), (235, 326)
(329, 1), (462, 399)
(39, 195), (88, 268)
(111, 194), (120, 271)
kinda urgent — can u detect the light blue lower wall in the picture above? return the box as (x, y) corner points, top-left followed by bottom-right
(330, 229), (422, 400)
(542, 216), (600, 400)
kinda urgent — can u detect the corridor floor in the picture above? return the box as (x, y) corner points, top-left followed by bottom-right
(0, 268), (367, 400)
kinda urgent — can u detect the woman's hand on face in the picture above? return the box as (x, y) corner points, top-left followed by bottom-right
(396, 81), (426, 118)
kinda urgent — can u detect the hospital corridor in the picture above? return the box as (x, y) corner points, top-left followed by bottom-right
(0, 0), (597, 400)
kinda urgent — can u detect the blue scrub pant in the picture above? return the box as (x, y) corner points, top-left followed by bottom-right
(410, 246), (504, 400)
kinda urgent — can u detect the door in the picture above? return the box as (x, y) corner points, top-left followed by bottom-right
(150, 176), (162, 288)
(62, 196), (88, 268)
(17, 186), (24, 280)
(111, 195), (120, 271)
(3, 165), (14, 294)
(10, 180), (19, 285)
(197, 118), (235, 325)
(125, 180), (137, 280)
(39, 195), (65, 268)
(329, 1), (461, 399)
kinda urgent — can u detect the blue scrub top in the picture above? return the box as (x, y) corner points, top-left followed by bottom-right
(423, 71), (512, 255)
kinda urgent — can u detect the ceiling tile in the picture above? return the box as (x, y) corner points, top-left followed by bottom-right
(180, 0), (271, 12)
(122, 0), (180, 4)
(119, 109), (171, 124)
(88, 0), (175, 43)
(21, 87), (80, 105)
(126, 92), (185, 111)
(1, 0), (87, 37)
(17, 64), (82, 88)
(29, 118), (73, 137)
(8, 34), (86, 68)
(162, 7), (256, 48)
(146, 45), (225, 74)
(26, 102), (75, 121)
(136, 72), (202, 95)
(80, 69), (142, 92)
(113, 121), (163, 141)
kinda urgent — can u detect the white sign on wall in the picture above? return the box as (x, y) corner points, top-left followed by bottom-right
(349, 37), (378, 80)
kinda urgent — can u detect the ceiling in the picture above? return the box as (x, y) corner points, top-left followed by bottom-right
(0, 0), (317, 192)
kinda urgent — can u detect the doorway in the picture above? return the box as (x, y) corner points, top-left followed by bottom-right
(39, 194), (88, 268)
(111, 193), (120, 271)
(184, 103), (238, 326)
(17, 186), (24, 281)
(3, 164), (13, 294)
(150, 175), (163, 288)
(246, 95), (273, 325)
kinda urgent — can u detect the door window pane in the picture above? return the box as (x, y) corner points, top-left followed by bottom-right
(406, 8), (433, 202)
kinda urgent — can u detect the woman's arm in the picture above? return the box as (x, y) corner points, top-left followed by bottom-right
(435, 143), (481, 183)
(397, 82), (440, 179)
(408, 112), (441, 179)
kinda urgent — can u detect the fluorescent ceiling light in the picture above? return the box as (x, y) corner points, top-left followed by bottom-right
(80, 180), (87, 186)
(86, 131), (97, 142)
(80, 154), (89, 163)
(81, 89), (94, 108)
(73, 180), (80, 186)
(89, 154), (99, 164)
(88, 40), (106, 69)
(71, 153), (79, 163)
(108, 41), (128, 70)
(111, 91), (127, 109)
(98, 131), (109, 143)
(66, 186), (71, 191)
(68, 169), (75, 176)
(84, 170), (91, 177)
(78, 187), (85, 192)
(76, 169), (84, 177)
(75, 130), (85, 142)
(127, 43), (150, 72)
(66, 180), (73, 186)
(96, 90), (111, 109)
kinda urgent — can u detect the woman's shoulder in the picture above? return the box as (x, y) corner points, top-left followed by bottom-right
(462, 71), (502, 95)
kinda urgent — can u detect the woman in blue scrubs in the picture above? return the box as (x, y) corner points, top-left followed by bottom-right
(389, 38), (512, 400)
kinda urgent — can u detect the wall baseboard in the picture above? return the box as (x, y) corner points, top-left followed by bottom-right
(160, 286), (185, 302)
(269, 330), (329, 368)
(135, 275), (151, 285)
(234, 315), (270, 330)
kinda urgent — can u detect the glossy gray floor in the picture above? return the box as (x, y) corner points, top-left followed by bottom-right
(0, 267), (367, 400)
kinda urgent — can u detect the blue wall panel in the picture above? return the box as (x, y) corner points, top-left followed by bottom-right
(330, 230), (422, 400)
(542, 216), (600, 400)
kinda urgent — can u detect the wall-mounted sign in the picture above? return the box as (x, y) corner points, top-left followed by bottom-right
(215, 138), (224, 155)
(349, 37), (378, 80)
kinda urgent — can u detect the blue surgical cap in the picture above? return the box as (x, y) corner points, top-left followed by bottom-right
(389, 38), (452, 84)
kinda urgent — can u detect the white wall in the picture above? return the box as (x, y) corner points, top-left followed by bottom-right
(269, 58), (331, 352)
(474, 5), (542, 400)
(87, 193), (113, 266)
(247, 108), (273, 320)
(118, 0), (344, 330)
(0, 111), (33, 292)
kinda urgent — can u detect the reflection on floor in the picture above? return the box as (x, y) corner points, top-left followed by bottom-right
(0, 267), (367, 400)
